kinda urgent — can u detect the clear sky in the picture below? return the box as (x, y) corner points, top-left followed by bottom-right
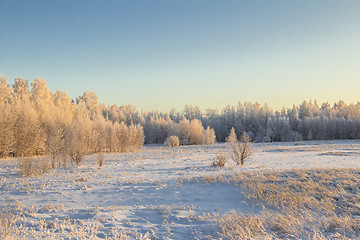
(1, 0), (359, 112)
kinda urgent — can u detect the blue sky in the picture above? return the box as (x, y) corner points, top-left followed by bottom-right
(1, 0), (359, 112)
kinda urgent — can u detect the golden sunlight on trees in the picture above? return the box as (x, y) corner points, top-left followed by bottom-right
(0, 75), (145, 163)
(2, 74), (360, 162)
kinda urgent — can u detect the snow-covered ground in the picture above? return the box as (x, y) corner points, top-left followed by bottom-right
(1, 140), (359, 239)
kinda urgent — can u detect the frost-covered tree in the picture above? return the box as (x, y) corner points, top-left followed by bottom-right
(13, 78), (31, 102)
(227, 128), (252, 166)
(143, 115), (174, 144)
(164, 136), (180, 147)
(127, 124), (144, 152)
(76, 91), (100, 121)
(203, 126), (216, 144)
(183, 105), (202, 120)
(0, 74), (13, 104)
(226, 127), (237, 143)
(63, 104), (92, 164)
(13, 102), (46, 157)
(31, 77), (53, 106)
(0, 74), (15, 158)
(188, 119), (204, 145)
(0, 103), (14, 158)
(106, 121), (119, 152)
(91, 116), (108, 153)
(117, 122), (129, 152)
(11, 79), (46, 157)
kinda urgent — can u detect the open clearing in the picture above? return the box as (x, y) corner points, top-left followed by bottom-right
(1, 140), (360, 239)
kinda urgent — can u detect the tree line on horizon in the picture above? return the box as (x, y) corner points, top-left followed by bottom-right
(103, 98), (360, 144)
(1, 75), (360, 159)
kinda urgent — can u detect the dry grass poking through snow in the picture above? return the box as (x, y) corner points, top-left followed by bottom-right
(18, 157), (53, 177)
(95, 152), (105, 167)
(214, 168), (360, 239)
(0, 202), (155, 239)
(212, 154), (228, 169)
(0, 202), (27, 239)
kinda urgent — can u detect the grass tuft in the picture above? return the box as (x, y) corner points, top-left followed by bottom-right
(211, 154), (228, 169)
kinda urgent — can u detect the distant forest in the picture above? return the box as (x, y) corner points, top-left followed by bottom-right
(1, 75), (360, 159)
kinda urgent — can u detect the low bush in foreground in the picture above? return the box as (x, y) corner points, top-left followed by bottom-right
(164, 136), (180, 147)
(226, 127), (252, 166)
(211, 154), (228, 169)
(18, 157), (53, 177)
(214, 168), (360, 239)
(95, 152), (105, 167)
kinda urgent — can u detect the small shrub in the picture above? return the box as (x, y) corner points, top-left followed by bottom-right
(164, 136), (180, 147)
(226, 128), (252, 166)
(49, 154), (65, 169)
(212, 154), (228, 169)
(18, 157), (52, 177)
(96, 153), (105, 167)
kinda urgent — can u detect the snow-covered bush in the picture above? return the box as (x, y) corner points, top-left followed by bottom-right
(164, 136), (180, 147)
(95, 153), (104, 167)
(226, 127), (252, 166)
(212, 153), (227, 169)
(18, 157), (52, 177)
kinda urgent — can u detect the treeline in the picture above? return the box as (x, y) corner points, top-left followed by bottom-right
(200, 101), (360, 142)
(0, 75), (144, 160)
(1, 75), (360, 160)
(102, 100), (360, 143)
(102, 101), (360, 143)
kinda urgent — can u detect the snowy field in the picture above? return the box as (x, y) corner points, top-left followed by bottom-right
(1, 140), (360, 239)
